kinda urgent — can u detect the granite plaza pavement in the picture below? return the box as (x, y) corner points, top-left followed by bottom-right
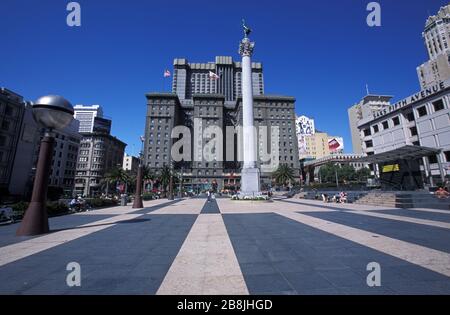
(1, 196), (450, 295)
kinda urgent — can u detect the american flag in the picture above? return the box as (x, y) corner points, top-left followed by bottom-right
(209, 71), (220, 80)
(164, 70), (171, 77)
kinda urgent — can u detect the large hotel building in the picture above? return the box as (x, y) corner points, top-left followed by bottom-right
(144, 56), (300, 190)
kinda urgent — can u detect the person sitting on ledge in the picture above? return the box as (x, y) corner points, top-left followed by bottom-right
(332, 194), (340, 203)
(340, 191), (348, 203)
(435, 187), (450, 199)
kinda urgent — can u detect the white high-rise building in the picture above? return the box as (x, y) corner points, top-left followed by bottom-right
(122, 153), (139, 173)
(74, 105), (104, 133)
(417, 4), (450, 89)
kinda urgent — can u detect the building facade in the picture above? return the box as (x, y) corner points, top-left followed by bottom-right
(144, 93), (300, 191)
(417, 4), (450, 89)
(348, 95), (392, 154)
(296, 115), (344, 159)
(296, 115), (315, 159)
(8, 104), (81, 197)
(49, 120), (81, 194)
(74, 133), (126, 197)
(93, 116), (112, 134)
(172, 56), (264, 102)
(145, 54), (300, 191)
(74, 105), (104, 133)
(0, 88), (25, 194)
(123, 153), (139, 173)
(303, 132), (330, 159)
(357, 80), (450, 183)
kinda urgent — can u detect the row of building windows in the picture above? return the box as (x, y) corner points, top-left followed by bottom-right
(148, 133), (170, 138)
(416, 99), (446, 117)
(150, 118), (170, 124)
(147, 147), (169, 154)
(80, 142), (105, 149)
(366, 99), (447, 135)
(148, 140), (169, 145)
(150, 125), (169, 131)
(0, 104), (17, 117)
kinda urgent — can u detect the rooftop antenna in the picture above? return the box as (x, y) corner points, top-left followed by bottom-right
(366, 84), (370, 95)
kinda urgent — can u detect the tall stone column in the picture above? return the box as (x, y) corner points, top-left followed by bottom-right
(239, 34), (261, 196)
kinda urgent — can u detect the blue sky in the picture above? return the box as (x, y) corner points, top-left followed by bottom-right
(1, 0), (448, 154)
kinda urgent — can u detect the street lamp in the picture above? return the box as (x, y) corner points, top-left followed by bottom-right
(335, 163), (340, 188)
(132, 136), (145, 208)
(16, 95), (74, 236)
(178, 166), (184, 198)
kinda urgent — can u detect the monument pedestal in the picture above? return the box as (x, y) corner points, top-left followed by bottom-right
(240, 167), (261, 197)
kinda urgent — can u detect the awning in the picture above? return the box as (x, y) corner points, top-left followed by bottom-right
(354, 145), (441, 164)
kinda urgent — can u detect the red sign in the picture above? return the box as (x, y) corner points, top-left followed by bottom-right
(328, 137), (344, 152)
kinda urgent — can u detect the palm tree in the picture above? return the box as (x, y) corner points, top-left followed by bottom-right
(142, 165), (156, 192)
(158, 165), (172, 197)
(126, 171), (137, 193)
(102, 167), (130, 196)
(273, 164), (295, 188)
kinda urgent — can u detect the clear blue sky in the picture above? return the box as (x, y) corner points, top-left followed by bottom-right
(1, 0), (448, 154)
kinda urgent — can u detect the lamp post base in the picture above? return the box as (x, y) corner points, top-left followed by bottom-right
(132, 197), (144, 209)
(16, 135), (55, 237)
(16, 202), (50, 236)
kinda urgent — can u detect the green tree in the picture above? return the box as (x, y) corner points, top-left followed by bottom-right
(142, 165), (156, 192)
(318, 163), (358, 185)
(273, 164), (295, 187)
(158, 165), (172, 196)
(126, 171), (137, 193)
(318, 164), (336, 183)
(102, 167), (130, 195)
(339, 164), (356, 182)
(355, 167), (371, 182)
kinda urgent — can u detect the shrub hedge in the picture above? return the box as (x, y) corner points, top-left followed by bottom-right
(10, 201), (69, 217)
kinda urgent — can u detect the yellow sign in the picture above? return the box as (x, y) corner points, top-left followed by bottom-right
(382, 164), (400, 173)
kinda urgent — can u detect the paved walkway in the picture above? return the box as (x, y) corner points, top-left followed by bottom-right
(0, 197), (450, 295)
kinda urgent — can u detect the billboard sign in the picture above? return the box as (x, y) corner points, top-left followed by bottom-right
(296, 116), (315, 136)
(298, 135), (308, 155)
(328, 137), (344, 152)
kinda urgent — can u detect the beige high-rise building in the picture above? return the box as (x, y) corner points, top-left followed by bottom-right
(304, 132), (330, 159)
(417, 4), (450, 89)
(348, 95), (392, 154)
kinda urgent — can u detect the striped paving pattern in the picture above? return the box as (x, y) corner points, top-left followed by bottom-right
(0, 197), (449, 294)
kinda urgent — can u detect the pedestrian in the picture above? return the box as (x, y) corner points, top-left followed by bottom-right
(207, 190), (211, 202)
